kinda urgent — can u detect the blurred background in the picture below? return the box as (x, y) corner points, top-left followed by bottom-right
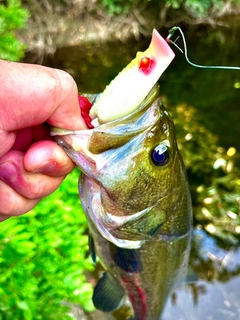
(0, 0), (240, 319)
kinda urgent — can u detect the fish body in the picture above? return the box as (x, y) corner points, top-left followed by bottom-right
(53, 86), (192, 320)
(52, 30), (192, 319)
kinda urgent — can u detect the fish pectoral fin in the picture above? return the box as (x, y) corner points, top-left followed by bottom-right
(93, 272), (125, 312)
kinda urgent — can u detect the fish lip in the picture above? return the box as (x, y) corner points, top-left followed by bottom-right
(50, 128), (93, 137)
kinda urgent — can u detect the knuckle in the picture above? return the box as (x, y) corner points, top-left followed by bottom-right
(52, 68), (77, 100)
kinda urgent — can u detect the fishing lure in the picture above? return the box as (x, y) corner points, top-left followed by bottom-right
(166, 26), (240, 71)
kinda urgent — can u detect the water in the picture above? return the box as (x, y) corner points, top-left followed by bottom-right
(39, 25), (240, 319)
(163, 229), (240, 320)
(162, 26), (240, 152)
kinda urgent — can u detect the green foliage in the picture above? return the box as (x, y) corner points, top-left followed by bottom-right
(98, 0), (238, 18)
(98, 0), (137, 15)
(165, 0), (183, 9)
(165, 0), (235, 17)
(184, 0), (224, 16)
(0, 0), (29, 61)
(0, 168), (95, 320)
(168, 102), (240, 245)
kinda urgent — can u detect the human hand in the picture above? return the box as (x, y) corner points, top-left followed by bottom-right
(0, 60), (87, 222)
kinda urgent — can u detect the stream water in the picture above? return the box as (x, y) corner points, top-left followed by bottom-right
(163, 228), (240, 320)
(37, 23), (240, 319)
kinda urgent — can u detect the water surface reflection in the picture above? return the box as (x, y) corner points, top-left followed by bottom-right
(163, 229), (240, 320)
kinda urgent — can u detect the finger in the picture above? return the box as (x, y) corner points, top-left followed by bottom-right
(11, 124), (51, 152)
(0, 124), (51, 158)
(24, 140), (75, 176)
(0, 150), (66, 199)
(0, 60), (87, 132)
(0, 180), (40, 219)
(0, 215), (9, 222)
(0, 129), (16, 158)
(11, 127), (33, 152)
(46, 68), (88, 129)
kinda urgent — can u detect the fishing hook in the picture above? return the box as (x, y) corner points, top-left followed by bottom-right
(166, 26), (240, 71)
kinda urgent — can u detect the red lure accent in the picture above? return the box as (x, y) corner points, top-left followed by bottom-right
(139, 56), (154, 75)
(78, 94), (94, 129)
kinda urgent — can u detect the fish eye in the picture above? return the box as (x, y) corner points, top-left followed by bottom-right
(151, 143), (169, 166)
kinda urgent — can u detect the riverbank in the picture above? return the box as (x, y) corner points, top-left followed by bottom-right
(19, 0), (240, 58)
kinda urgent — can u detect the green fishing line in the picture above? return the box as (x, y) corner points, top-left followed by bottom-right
(167, 26), (240, 71)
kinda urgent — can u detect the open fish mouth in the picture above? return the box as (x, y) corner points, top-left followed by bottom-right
(50, 84), (160, 173)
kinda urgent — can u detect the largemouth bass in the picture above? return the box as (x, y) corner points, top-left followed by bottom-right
(51, 30), (192, 320)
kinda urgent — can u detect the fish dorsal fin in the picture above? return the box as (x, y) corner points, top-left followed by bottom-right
(93, 272), (125, 312)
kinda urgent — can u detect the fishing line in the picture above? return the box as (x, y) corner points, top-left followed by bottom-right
(166, 26), (240, 71)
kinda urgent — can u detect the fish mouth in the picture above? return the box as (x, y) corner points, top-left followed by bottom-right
(51, 28), (175, 163)
(51, 84), (160, 175)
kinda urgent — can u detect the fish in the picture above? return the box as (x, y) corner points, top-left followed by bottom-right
(51, 29), (192, 320)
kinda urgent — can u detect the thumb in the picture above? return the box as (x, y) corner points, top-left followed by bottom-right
(24, 140), (75, 176)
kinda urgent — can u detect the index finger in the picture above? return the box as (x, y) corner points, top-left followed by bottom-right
(0, 60), (86, 132)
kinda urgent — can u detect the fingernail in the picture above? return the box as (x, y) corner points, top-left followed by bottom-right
(31, 160), (57, 173)
(0, 162), (17, 182)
